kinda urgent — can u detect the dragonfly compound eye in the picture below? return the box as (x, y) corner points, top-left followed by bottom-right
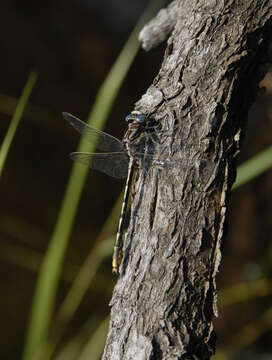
(135, 114), (147, 124)
(125, 113), (147, 124)
(125, 114), (133, 122)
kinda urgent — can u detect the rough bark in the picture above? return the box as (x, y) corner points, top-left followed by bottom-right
(103, 1), (272, 359)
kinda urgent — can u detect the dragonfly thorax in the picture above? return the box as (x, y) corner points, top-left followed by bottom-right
(123, 116), (146, 157)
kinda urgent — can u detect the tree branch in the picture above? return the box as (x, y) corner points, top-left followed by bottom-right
(103, 1), (272, 359)
(139, 0), (178, 51)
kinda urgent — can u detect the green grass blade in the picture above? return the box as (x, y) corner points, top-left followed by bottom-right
(54, 317), (101, 360)
(218, 278), (272, 307)
(40, 191), (125, 359)
(0, 93), (56, 129)
(22, 1), (165, 359)
(0, 71), (38, 177)
(77, 316), (110, 360)
(233, 146), (272, 189)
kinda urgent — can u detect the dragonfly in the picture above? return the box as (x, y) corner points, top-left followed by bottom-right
(63, 111), (172, 274)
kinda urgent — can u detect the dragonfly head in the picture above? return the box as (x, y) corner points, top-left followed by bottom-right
(125, 111), (147, 124)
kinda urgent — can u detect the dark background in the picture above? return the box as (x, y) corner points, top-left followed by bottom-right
(0, 1), (271, 359)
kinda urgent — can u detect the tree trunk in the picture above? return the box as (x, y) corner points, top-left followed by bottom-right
(103, 1), (272, 359)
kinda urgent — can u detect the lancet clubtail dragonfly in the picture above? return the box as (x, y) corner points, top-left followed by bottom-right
(64, 111), (172, 274)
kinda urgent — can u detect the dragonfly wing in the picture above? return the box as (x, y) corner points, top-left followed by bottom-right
(135, 153), (212, 173)
(134, 153), (174, 170)
(63, 112), (123, 152)
(70, 152), (128, 179)
(130, 129), (172, 155)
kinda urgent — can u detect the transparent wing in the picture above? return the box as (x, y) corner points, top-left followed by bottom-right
(134, 153), (176, 170)
(130, 129), (172, 154)
(131, 130), (213, 171)
(70, 152), (128, 179)
(134, 153), (212, 173)
(63, 112), (123, 152)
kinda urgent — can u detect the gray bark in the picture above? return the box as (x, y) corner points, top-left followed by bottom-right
(103, 1), (272, 359)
